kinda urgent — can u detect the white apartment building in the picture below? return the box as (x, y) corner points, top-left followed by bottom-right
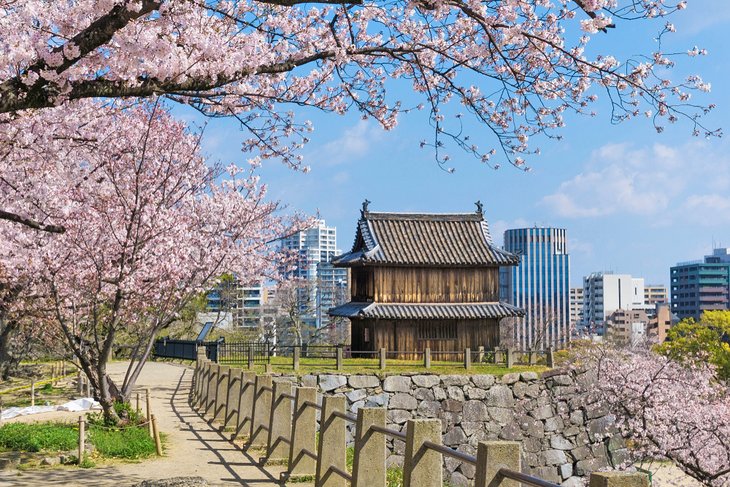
(569, 287), (584, 330)
(281, 220), (349, 328)
(582, 272), (644, 334)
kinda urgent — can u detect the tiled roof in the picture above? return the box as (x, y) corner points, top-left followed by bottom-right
(332, 210), (518, 267)
(329, 302), (525, 320)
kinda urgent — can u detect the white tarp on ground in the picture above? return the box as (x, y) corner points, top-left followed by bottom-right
(1, 398), (101, 420)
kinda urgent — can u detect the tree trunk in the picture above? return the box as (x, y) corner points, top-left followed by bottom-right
(0, 319), (20, 381)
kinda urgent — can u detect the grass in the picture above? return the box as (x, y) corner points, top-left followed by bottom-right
(88, 425), (157, 460)
(220, 356), (547, 377)
(0, 422), (78, 453)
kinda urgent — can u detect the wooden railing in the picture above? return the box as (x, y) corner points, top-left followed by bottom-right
(190, 348), (648, 487)
(218, 343), (556, 371)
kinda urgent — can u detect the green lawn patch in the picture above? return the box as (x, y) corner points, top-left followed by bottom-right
(0, 422), (78, 453)
(88, 425), (157, 460)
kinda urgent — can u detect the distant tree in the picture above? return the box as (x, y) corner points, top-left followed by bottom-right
(271, 278), (317, 347)
(656, 310), (730, 381)
(568, 345), (730, 486)
(500, 304), (570, 351)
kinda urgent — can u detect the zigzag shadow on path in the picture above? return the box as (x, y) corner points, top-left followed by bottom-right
(169, 369), (281, 486)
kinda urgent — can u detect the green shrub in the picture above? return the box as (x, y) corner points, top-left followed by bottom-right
(0, 422), (78, 452)
(88, 425), (156, 459)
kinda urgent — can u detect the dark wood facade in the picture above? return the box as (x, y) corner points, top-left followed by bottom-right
(330, 204), (523, 358)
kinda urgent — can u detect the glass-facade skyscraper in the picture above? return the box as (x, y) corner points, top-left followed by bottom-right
(501, 227), (570, 350)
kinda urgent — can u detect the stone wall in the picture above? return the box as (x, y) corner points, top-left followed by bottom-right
(277, 369), (625, 487)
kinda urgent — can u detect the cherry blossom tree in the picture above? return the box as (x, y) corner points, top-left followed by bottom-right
(0, 101), (298, 422)
(569, 345), (730, 486)
(0, 0), (718, 197)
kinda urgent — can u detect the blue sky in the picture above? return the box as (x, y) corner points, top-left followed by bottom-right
(181, 0), (729, 288)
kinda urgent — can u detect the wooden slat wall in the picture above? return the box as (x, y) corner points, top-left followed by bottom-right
(350, 266), (499, 303)
(352, 318), (500, 359)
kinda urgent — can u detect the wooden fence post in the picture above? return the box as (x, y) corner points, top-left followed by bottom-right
(529, 350), (537, 365)
(316, 395), (347, 487)
(293, 346), (301, 371)
(336, 345), (343, 371)
(494, 347), (502, 364)
(588, 472), (650, 487)
(379, 348), (386, 370)
(403, 419), (442, 487)
(249, 374), (272, 448)
(151, 414), (163, 456)
(505, 348), (514, 368)
(78, 416), (85, 464)
(214, 365), (230, 424)
(464, 348), (471, 370)
(224, 369), (242, 431)
(146, 388), (153, 437)
(477, 346), (485, 363)
(288, 387), (317, 478)
(424, 348), (431, 369)
(248, 345), (255, 370)
(474, 441), (521, 487)
(267, 381), (293, 461)
(352, 408), (386, 487)
(30, 380), (35, 407)
(235, 371), (256, 439)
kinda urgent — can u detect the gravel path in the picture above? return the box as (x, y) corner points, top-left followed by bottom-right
(0, 361), (284, 486)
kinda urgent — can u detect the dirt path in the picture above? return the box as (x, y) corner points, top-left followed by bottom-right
(0, 361), (284, 486)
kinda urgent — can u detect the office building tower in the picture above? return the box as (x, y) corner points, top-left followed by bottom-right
(570, 287), (584, 330)
(644, 285), (668, 306)
(502, 227), (570, 350)
(671, 248), (730, 320)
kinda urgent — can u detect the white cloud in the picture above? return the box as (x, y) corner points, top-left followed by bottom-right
(541, 141), (717, 219)
(489, 218), (530, 247)
(684, 194), (730, 225)
(313, 120), (384, 166)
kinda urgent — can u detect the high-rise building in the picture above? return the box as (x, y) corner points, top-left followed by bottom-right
(281, 220), (349, 327)
(670, 248), (730, 320)
(582, 272), (644, 334)
(203, 280), (267, 329)
(501, 227), (570, 350)
(569, 287), (584, 330)
(644, 285), (668, 306)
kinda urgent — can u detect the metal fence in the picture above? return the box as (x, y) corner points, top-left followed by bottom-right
(153, 337), (223, 362)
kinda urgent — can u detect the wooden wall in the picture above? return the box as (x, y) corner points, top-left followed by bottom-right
(351, 266), (499, 303)
(351, 318), (500, 359)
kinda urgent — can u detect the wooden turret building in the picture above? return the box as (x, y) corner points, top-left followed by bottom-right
(329, 202), (524, 357)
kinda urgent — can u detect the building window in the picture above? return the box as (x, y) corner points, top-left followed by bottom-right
(416, 323), (457, 340)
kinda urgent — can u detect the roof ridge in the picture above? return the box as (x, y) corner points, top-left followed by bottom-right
(362, 212), (483, 222)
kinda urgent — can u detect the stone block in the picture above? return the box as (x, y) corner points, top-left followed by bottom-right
(544, 416), (565, 432)
(390, 393), (418, 410)
(464, 386), (488, 400)
(345, 389), (367, 402)
(366, 393), (388, 407)
(449, 471), (470, 486)
(443, 426), (467, 446)
(544, 449), (568, 465)
(532, 404), (554, 420)
(319, 374), (347, 392)
(487, 407), (512, 424)
(521, 371), (539, 381)
(501, 373), (521, 385)
(471, 375), (496, 388)
(350, 400), (365, 414)
(412, 375), (440, 388)
(461, 421), (484, 436)
(550, 435), (574, 450)
(349, 375), (381, 389)
(388, 409), (412, 424)
(416, 400), (441, 418)
(446, 386), (465, 401)
(442, 399), (464, 412)
(301, 374), (318, 388)
(463, 400), (488, 421)
(485, 385), (514, 408)
(414, 387), (435, 401)
(560, 463), (574, 479)
(383, 376), (412, 392)
(442, 375), (470, 386)
(432, 387), (447, 401)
